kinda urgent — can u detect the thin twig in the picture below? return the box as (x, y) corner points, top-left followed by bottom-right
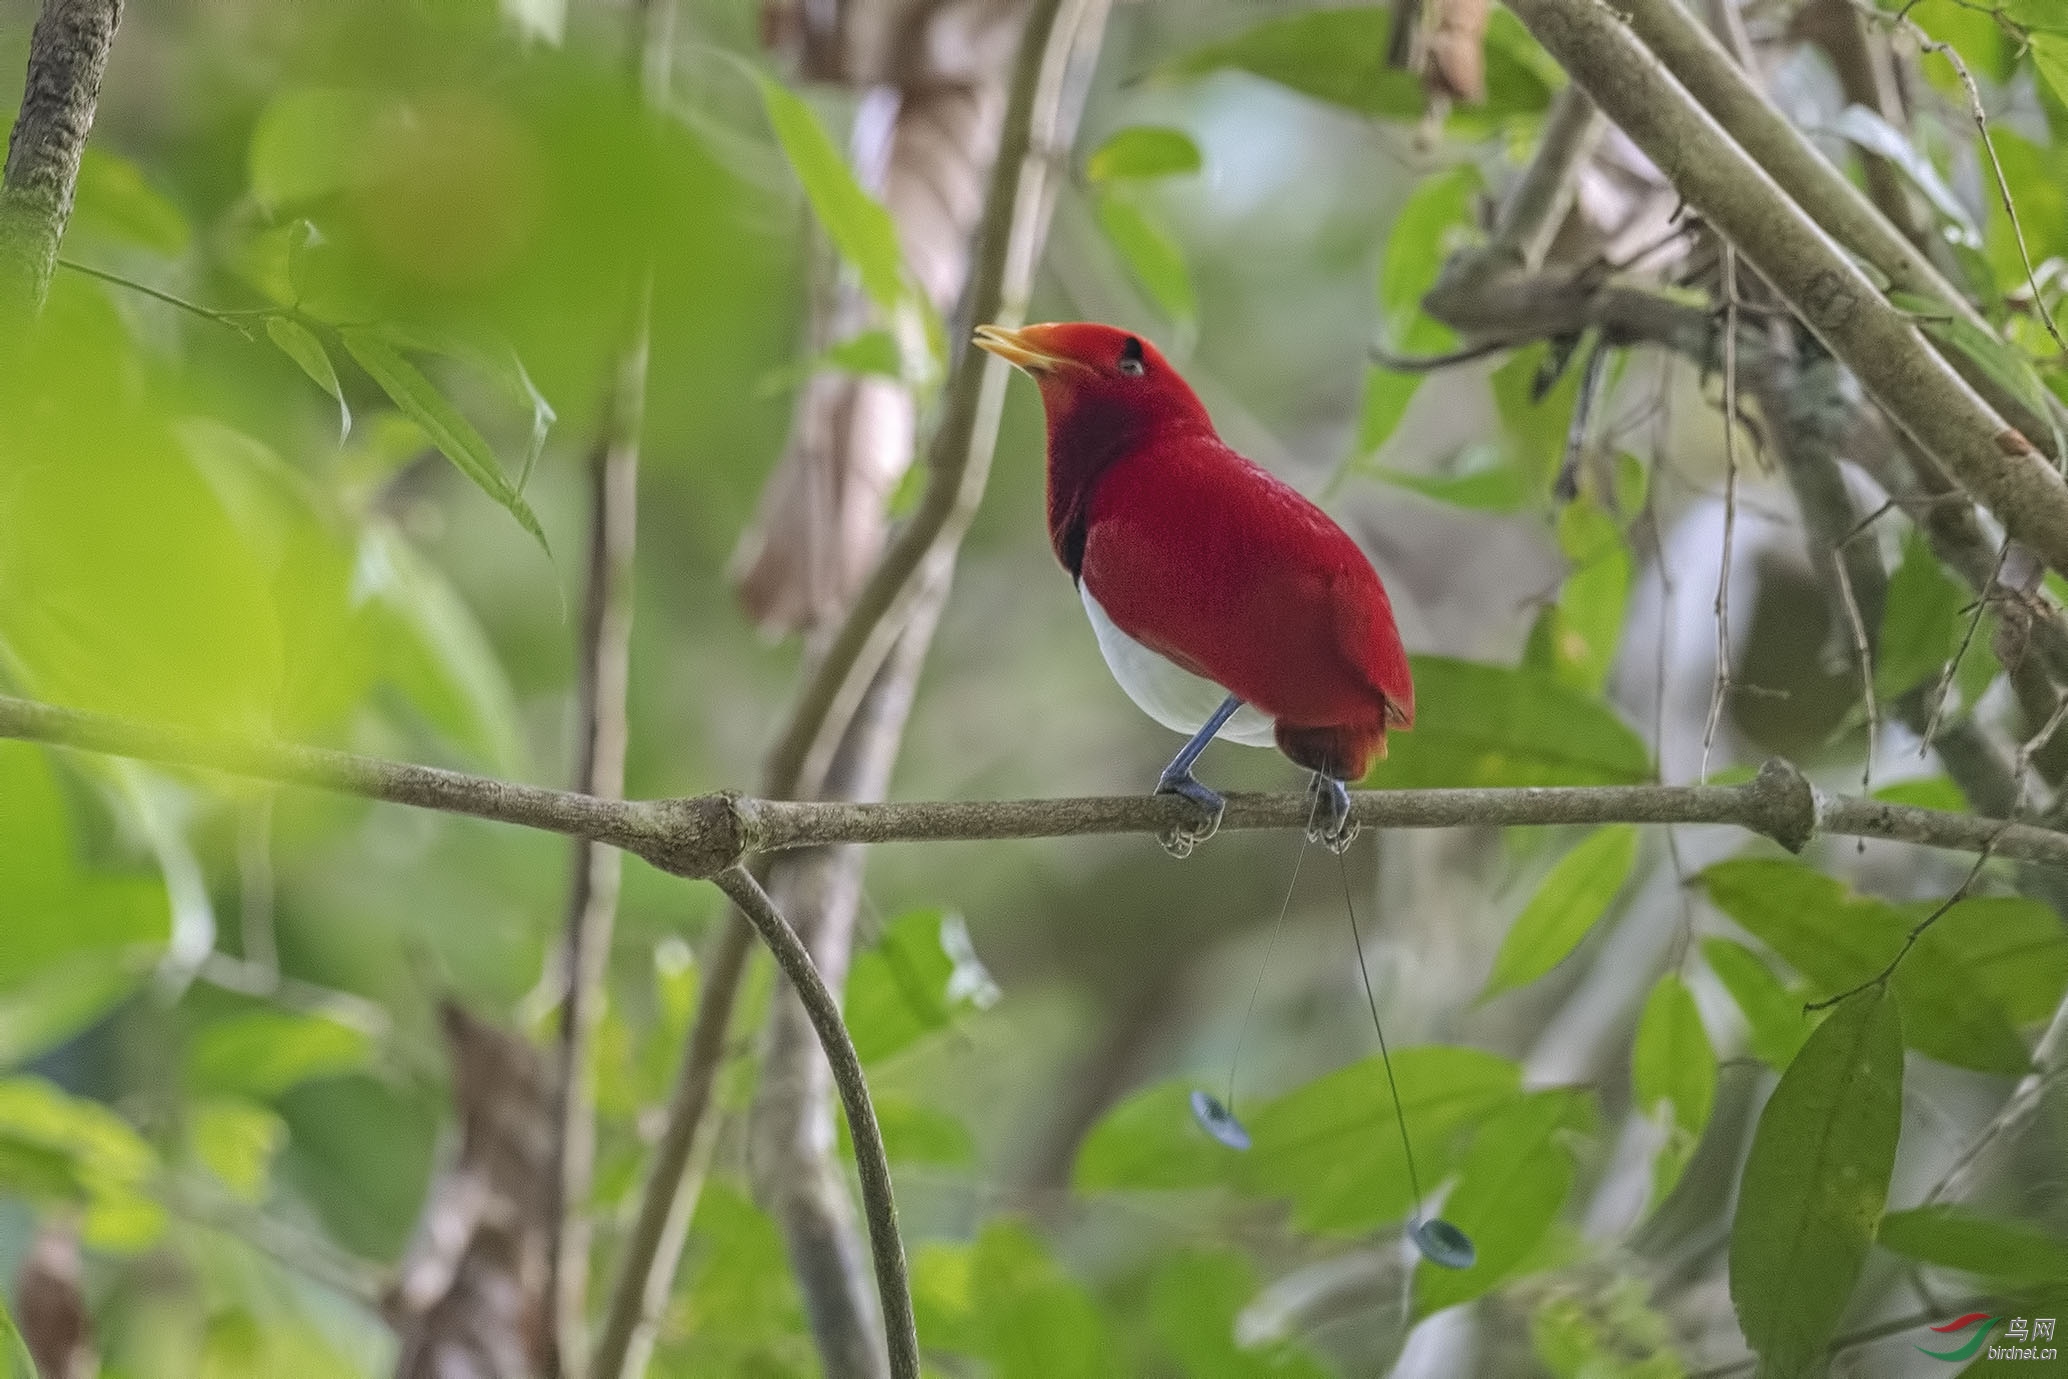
(57, 256), (275, 330)
(712, 867), (917, 1379)
(1832, 553), (1879, 794)
(1701, 247), (1742, 782)
(1853, 0), (2067, 356)
(1803, 844), (1996, 1011)
(1368, 338), (1512, 372)
(541, 2), (673, 1364)
(1922, 537), (2011, 751)
(1687, 1295), (1994, 1379)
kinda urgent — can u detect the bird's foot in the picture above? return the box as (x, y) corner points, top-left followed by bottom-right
(1307, 773), (1360, 854)
(1154, 767), (1225, 859)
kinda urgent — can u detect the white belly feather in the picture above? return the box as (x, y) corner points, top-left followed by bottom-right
(1080, 583), (1278, 747)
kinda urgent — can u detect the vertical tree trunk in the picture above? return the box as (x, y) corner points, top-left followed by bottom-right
(0, 0), (122, 317)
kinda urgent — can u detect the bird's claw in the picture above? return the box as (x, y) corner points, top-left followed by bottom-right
(1155, 770), (1225, 859)
(1307, 774), (1360, 854)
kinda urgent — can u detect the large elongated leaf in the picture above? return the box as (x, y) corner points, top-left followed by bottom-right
(1632, 972), (1716, 1207)
(1879, 1205), (2068, 1286)
(1163, 9), (1424, 118)
(1701, 859), (2033, 1075)
(753, 71), (906, 314)
(1376, 658), (1653, 788)
(0, 1295), (33, 1379)
(1240, 1046), (1521, 1232)
(1415, 1088), (1593, 1315)
(340, 327), (549, 553)
(1096, 191), (1196, 322)
(1729, 988), (1903, 1379)
(1483, 826), (1639, 997)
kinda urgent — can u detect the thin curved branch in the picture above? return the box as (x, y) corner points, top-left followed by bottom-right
(713, 867), (917, 1379)
(7, 694), (2068, 869)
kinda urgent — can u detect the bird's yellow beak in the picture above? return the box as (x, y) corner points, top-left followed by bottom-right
(972, 324), (1070, 375)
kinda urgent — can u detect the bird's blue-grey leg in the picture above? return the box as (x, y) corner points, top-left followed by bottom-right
(1154, 693), (1242, 856)
(1309, 772), (1360, 853)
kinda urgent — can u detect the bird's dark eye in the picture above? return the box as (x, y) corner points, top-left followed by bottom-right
(1117, 336), (1146, 377)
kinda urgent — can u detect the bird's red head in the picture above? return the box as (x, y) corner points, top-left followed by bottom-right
(971, 322), (1211, 437)
(973, 322), (1217, 568)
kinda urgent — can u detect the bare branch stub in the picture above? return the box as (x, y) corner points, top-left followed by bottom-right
(0, 0), (124, 314)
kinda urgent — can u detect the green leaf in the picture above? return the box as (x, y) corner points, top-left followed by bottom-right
(1701, 859), (2032, 1074)
(970, 1220), (1110, 1379)
(1910, 895), (2068, 1025)
(190, 1097), (286, 1202)
(1537, 499), (1632, 693)
(1877, 528), (1976, 702)
(2032, 33), (2068, 104)
(72, 148), (191, 254)
(824, 328), (905, 378)
(1416, 1089), (1592, 1314)
(1240, 1046), (1522, 1232)
(1073, 1078), (1240, 1193)
(1894, 290), (2065, 460)
(1879, 1205), (2068, 1285)
(1703, 937), (1814, 1070)
(0, 745), (170, 991)
(249, 88), (385, 210)
(1095, 192), (1196, 322)
(1085, 126), (1203, 182)
(1632, 972), (1717, 1207)
(1368, 446), (1530, 512)
(1729, 988), (1903, 1379)
(0, 1295), (35, 1379)
(1376, 657), (1653, 788)
(1483, 826), (1639, 997)
(1826, 106), (1977, 241)
(1355, 366), (1424, 458)
(187, 1011), (374, 1099)
(363, 525), (526, 772)
(1531, 1274), (1686, 1379)
(754, 71), (907, 315)
(340, 326), (550, 553)
(1163, 9), (1425, 118)
(1149, 1249), (1331, 1379)
(1873, 776), (1967, 812)
(266, 317), (351, 442)
(845, 910), (997, 1064)
(0, 948), (151, 1069)
(0, 1077), (163, 1250)
(1381, 165), (1479, 352)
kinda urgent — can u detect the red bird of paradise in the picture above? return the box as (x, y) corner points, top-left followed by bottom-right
(973, 321), (1413, 852)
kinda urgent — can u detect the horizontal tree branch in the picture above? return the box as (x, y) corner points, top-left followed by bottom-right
(8, 695), (2068, 870)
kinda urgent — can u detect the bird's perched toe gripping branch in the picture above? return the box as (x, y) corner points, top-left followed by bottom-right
(973, 322), (1414, 855)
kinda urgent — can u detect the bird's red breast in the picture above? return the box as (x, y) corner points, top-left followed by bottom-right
(973, 322), (1413, 781)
